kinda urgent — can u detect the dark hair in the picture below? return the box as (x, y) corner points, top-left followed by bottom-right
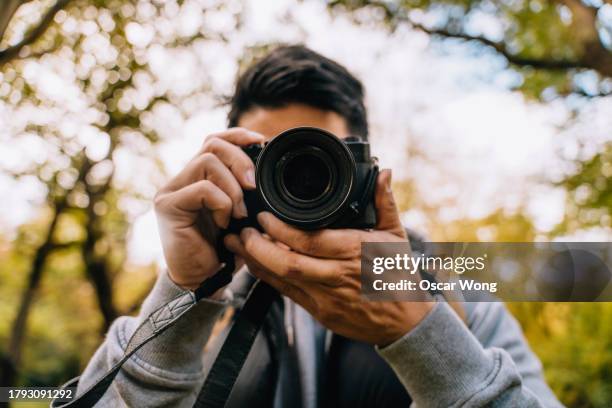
(228, 45), (368, 138)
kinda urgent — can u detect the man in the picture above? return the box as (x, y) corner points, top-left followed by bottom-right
(76, 45), (562, 407)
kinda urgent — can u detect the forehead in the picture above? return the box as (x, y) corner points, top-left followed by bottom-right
(236, 103), (350, 140)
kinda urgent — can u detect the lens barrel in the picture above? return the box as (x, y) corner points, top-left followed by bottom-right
(255, 127), (356, 229)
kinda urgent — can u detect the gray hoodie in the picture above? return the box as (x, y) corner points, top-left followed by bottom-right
(76, 270), (563, 407)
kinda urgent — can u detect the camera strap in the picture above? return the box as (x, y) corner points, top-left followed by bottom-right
(50, 233), (276, 408)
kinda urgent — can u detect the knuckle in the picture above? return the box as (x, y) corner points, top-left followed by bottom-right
(199, 152), (217, 166)
(201, 135), (215, 150)
(219, 194), (233, 211)
(194, 153), (218, 175)
(326, 267), (346, 288)
(284, 254), (303, 277)
(230, 187), (244, 204)
(153, 191), (168, 211)
(243, 235), (256, 253)
(303, 233), (320, 254)
(197, 179), (213, 192)
(330, 269), (347, 287)
(347, 260), (361, 276)
(202, 137), (223, 152)
(346, 238), (362, 258)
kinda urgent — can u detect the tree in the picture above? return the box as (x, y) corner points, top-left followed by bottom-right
(0, 0), (72, 66)
(330, 0), (612, 98)
(0, 0), (241, 388)
(330, 1), (611, 238)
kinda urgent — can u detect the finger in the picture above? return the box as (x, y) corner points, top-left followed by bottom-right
(163, 153), (248, 218)
(375, 169), (405, 237)
(239, 227), (346, 286)
(222, 233), (247, 271)
(224, 234), (314, 304)
(196, 153), (247, 219)
(225, 233), (270, 272)
(257, 212), (361, 259)
(202, 127), (264, 149)
(202, 137), (257, 189)
(155, 180), (232, 229)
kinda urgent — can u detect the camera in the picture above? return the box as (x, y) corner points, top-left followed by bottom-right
(227, 126), (378, 232)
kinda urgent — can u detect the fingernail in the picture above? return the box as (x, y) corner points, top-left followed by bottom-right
(221, 216), (230, 229)
(256, 212), (269, 225)
(237, 201), (248, 218)
(224, 234), (241, 247)
(223, 234), (234, 247)
(241, 227), (256, 240)
(386, 170), (393, 193)
(249, 131), (264, 140)
(245, 169), (256, 188)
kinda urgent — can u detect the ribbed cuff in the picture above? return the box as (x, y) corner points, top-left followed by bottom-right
(377, 302), (497, 407)
(132, 271), (228, 374)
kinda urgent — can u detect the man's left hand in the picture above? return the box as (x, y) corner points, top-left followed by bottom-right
(225, 169), (434, 346)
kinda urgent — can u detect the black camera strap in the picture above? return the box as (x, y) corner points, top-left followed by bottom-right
(193, 279), (277, 408)
(50, 231), (277, 408)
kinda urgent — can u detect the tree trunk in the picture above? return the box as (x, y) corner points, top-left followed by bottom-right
(0, 202), (64, 387)
(0, 154), (89, 389)
(81, 169), (118, 331)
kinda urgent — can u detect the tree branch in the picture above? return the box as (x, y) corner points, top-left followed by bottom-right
(360, 0), (612, 77)
(0, 0), (28, 45)
(0, 0), (71, 67)
(409, 20), (586, 71)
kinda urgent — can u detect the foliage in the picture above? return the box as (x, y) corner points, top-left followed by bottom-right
(508, 302), (612, 408)
(556, 144), (612, 234)
(0, 0), (241, 389)
(329, 0), (612, 98)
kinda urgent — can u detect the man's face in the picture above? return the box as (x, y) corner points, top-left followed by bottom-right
(236, 103), (350, 140)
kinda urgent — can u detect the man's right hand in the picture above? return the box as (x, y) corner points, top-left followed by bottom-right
(153, 128), (264, 290)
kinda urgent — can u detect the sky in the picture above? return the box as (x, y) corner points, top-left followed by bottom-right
(0, 0), (610, 267)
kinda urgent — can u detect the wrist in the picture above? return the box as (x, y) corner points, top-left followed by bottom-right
(167, 269), (203, 291)
(377, 301), (435, 347)
(167, 269), (228, 300)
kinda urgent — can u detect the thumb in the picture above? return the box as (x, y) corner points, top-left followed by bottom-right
(374, 169), (405, 237)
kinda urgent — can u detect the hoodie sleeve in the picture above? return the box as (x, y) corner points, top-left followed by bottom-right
(377, 301), (563, 407)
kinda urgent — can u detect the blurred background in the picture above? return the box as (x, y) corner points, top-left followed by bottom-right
(0, 0), (610, 406)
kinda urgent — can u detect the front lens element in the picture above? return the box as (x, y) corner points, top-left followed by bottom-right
(281, 152), (332, 202)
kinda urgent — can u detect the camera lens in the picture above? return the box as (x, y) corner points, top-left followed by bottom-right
(255, 127), (357, 229)
(278, 148), (333, 203)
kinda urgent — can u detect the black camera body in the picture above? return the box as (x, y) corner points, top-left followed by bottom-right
(227, 127), (378, 233)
